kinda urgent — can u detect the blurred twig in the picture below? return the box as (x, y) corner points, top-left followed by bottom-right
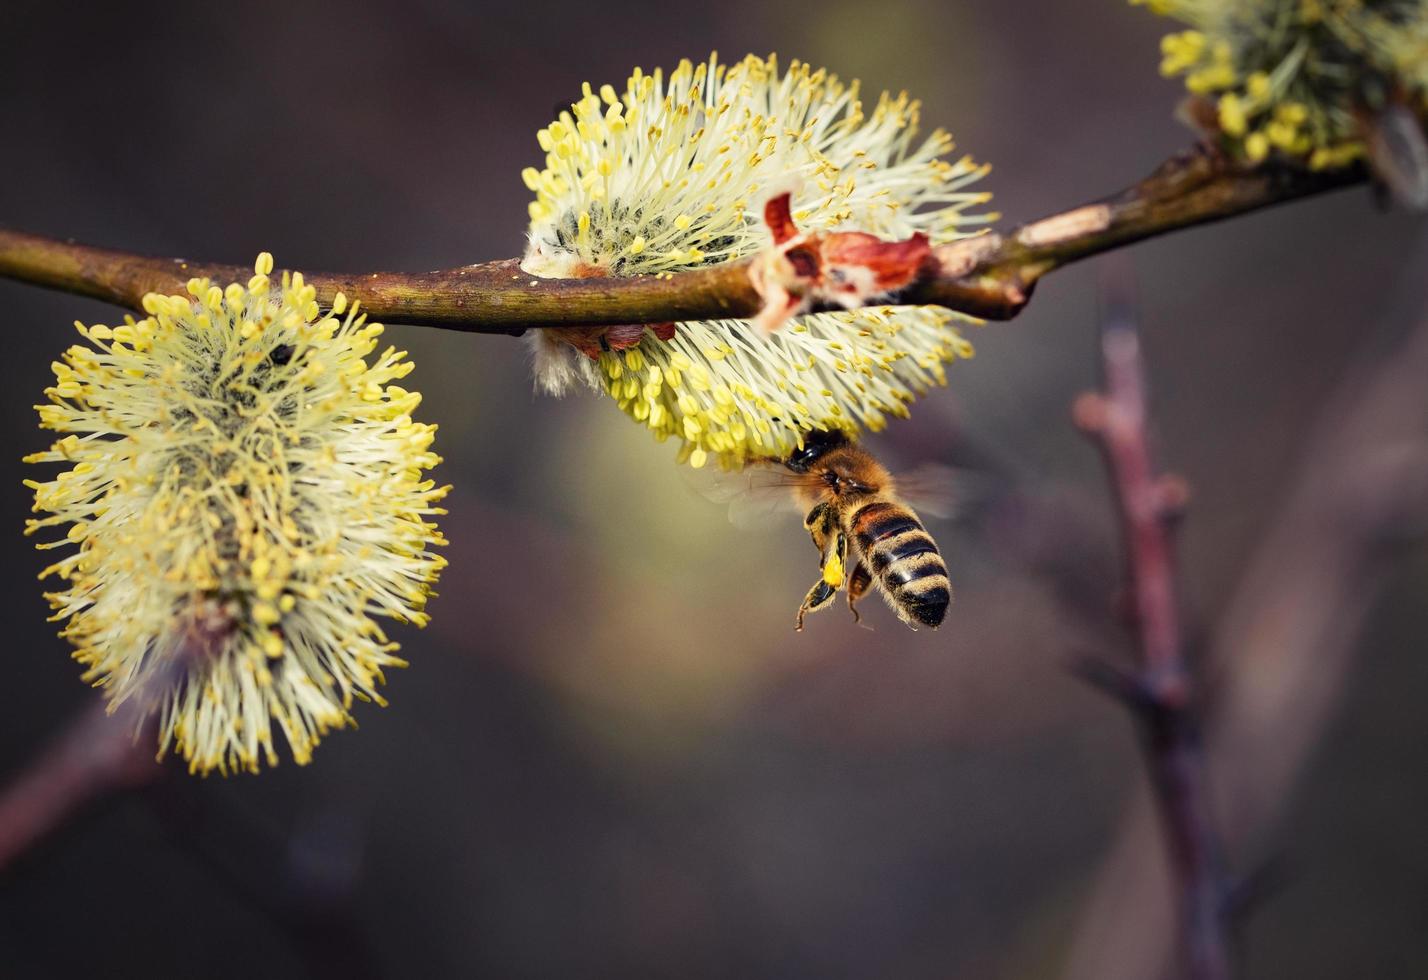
(1071, 281), (1231, 980)
(1063, 287), (1428, 980)
(0, 633), (220, 873)
(0, 147), (1364, 331)
(0, 698), (161, 872)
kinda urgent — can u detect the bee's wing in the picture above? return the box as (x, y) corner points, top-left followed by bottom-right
(892, 463), (989, 521)
(685, 461), (805, 529)
(1367, 104), (1428, 211)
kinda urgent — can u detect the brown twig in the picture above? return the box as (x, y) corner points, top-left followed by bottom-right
(0, 699), (161, 873)
(1071, 290), (1231, 980)
(1063, 283), (1428, 980)
(0, 630), (224, 873)
(0, 146), (1364, 332)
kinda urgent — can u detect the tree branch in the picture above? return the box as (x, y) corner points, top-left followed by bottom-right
(0, 146), (1364, 332)
(1063, 286), (1428, 980)
(1072, 288), (1231, 980)
(0, 699), (160, 873)
(0, 639), (213, 874)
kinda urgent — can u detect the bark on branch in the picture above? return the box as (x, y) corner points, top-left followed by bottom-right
(0, 146), (1364, 332)
(1072, 293), (1231, 980)
(1063, 289), (1428, 980)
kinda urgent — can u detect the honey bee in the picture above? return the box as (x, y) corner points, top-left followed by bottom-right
(703, 429), (953, 631)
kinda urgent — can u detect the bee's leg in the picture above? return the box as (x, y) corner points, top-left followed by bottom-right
(846, 561), (872, 625)
(826, 531), (849, 581)
(795, 578), (838, 631)
(803, 502), (830, 553)
(797, 532), (849, 632)
(803, 502), (828, 530)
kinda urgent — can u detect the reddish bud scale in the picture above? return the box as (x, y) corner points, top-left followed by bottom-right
(749, 193), (933, 333)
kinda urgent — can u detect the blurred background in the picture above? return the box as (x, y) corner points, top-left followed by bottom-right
(1, 1), (1425, 977)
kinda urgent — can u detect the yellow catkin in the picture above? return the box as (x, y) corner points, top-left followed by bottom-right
(26, 255), (450, 775)
(1132, 0), (1428, 164)
(521, 53), (995, 468)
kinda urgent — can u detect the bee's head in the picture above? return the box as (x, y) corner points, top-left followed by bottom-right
(784, 428), (851, 473)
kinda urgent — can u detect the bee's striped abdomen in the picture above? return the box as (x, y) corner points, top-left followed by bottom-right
(851, 499), (950, 628)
